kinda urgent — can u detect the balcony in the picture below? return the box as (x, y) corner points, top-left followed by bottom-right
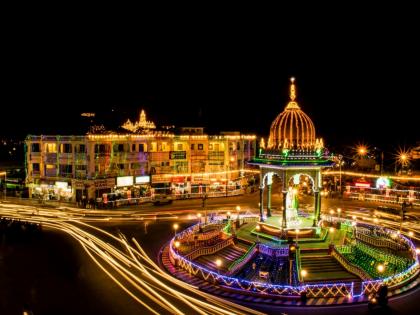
(74, 153), (87, 161)
(59, 153), (73, 163)
(45, 153), (58, 163)
(29, 152), (41, 160)
(45, 170), (58, 177)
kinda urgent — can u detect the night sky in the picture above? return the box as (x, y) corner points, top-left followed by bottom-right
(3, 7), (419, 152)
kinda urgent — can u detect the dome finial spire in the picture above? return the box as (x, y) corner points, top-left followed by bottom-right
(290, 77), (296, 101)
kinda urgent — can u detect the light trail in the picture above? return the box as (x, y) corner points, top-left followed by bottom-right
(0, 204), (265, 315)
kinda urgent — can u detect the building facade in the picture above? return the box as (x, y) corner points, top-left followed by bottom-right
(25, 130), (256, 202)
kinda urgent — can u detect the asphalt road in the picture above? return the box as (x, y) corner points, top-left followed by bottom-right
(1, 193), (419, 315)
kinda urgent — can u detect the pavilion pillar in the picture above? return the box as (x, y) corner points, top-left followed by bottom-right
(259, 186), (264, 222)
(282, 190), (287, 228)
(266, 184), (272, 217)
(313, 190), (321, 226)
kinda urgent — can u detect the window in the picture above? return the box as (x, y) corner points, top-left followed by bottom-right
(60, 143), (72, 153)
(139, 143), (145, 152)
(32, 163), (40, 172)
(190, 144), (195, 150)
(237, 142), (240, 150)
(131, 162), (140, 169)
(132, 144), (136, 152)
(113, 144), (125, 152)
(208, 144), (213, 150)
(45, 143), (57, 153)
(95, 144), (110, 154)
(59, 164), (72, 174)
(76, 144), (86, 153)
(118, 164), (126, 169)
(31, 143), (40, 152)
(75, 165), (87, 171)
(177, 143), (183, 151)
(214, 143), (220, 151)
(150, 142), (157, 152)
(198, 144), (204, 150)
(46, 164), (55, 169)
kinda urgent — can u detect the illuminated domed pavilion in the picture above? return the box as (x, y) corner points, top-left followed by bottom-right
(250, 78), (334, 229)
(267, 77), (317, 150)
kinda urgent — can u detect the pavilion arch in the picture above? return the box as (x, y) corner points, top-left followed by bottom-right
(257, 166), (324, 227)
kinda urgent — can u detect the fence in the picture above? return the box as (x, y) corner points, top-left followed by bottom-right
(169, 216), (420, 299)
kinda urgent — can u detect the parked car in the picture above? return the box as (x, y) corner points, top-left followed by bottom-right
(152, 194), (173, 205)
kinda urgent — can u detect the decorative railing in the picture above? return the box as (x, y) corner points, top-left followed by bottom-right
(241, 216), (259, 224)
(227, 244), (258, 275)
(332, 246), (372, 280)
(356, 241), (412, 268)
(258, 243), (289, 257)
(356, 230), (407, 251)
(183, 229), (221, 242)
(168, 216), (420, 299)
(383, 261), (420, 289)
(184, 237), (235, 261)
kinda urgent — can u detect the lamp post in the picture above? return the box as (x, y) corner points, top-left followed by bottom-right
(173, 223), (179, 238)
(352, 221), (357, 238)
(300, 269), (307, 285)
(295, 229), (300, 247)
(338, 154), (343, 194)
(329, 227), (335, 244)
(215, 258), (222, 274)
(0, 171), (6, 200)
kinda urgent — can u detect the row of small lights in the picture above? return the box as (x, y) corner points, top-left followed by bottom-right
(173, 206), (420, 279)
(169, 217), (420, 297)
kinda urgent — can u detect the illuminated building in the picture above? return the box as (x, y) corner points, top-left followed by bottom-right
(121, 109), (156, 132)
(250, 77), (334, 226)
(25, 121), (256, 201)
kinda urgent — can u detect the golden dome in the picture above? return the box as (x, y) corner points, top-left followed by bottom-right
(268, 78), (316, 149)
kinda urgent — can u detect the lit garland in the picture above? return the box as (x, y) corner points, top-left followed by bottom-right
(168, 218), (419, 299)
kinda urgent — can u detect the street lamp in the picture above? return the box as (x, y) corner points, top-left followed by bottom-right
(215, 258), (222, 274)
(329, 227), (335, 244)
(377, 264), (385, 273)
(357, 145), (367, 156)
(236, 205), (241, 219)
(174, 241), (180, 249)
(173, 223), (179, 237)
(352, 221), (357, 238)
(329, 209), (334, 222)
(197, 213), (202, 225)
(300, 269), (307, 284)
(408, 231), (414, 237)
(337, 208), (341, 219)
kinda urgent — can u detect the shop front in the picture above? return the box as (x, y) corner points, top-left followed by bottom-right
(30, 180), (73, 201)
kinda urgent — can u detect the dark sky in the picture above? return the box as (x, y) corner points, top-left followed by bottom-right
(2, 7), (419, 151)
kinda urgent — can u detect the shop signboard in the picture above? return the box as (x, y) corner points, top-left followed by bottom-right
(135, 176), (150, 184)
(55, 181), (68, 189)
(73, 180), (85, 189)
(117, 176), (133, 187)
(151, 175), (170, 183)
(170, 151), (187, 160)
(171, 176), (185, 183)
(95, 178), (116, 189)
